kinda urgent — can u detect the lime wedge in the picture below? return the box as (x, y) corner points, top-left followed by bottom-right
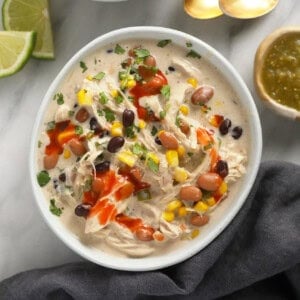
(2, 0), (54, 59)
(0, 31), (36, 78)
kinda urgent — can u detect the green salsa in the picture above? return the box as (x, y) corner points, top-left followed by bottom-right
(262, 33), (300, 111)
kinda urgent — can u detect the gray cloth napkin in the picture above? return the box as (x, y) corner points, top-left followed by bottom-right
(1, 161), (299, 300)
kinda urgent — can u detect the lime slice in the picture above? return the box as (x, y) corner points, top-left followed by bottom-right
(0, 31), (36, 78)
(2, 0), (54, 59)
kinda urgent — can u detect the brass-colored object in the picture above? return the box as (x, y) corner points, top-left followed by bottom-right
(219, 0), (279, 19)
(184, 0), (223, 19)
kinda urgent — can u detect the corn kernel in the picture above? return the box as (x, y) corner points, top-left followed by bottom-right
(179, 105), (189, 116)
(86, 131), (94, 140)
(206, 197), (216, 207)
(177, 145), (186, 158)
(63, 149), (71, 159)
(147, 152), (160, 164)
(166, 150), (179, 167)
(187, 77), (198, 88)
(162, 211), (175, 222)
(117, 150), (136, 167)
(77, 89), (93, 106)
(110, 89), (119, 98)
(127, 79), (136, 88)
(194, 201), (209, 213)
(166, 199), (182, 212)
(218, 181), (228, 195)
(86, 75), (93, 81)
(174, 167), (188, 183)
(191, 229), (200, 239)
(157, 130), (165, 137)
(138, 120), (146, 129)
(111, 121), (123, 137)
(178, 206), (187, 217)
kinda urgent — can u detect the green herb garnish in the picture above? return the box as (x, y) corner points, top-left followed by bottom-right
(115, 94), (124, 104)
(49, 199), (63, 217)
(157, 39), (172, 48)
(151, 126), (158, 136)
(37, 170), (51, 187)
(187, 152), (194, 157)
(132, 143), (148, 159)
(38, 141), (42, 148)
(114, 44), (125, 54)
(175, 113), (180, 127)
(137, 189), (151, 201)
(68, 110), (75, 117)
(186, 42), (193, 48)
(93, 72), (105, 80)
(47, 121), (55, 131)
(80, 61), (88, 73)
(160, 85), (170, 100)
(134, 48), (150, 58)
(103, 108), (115, 122)
(75, 125), (83, 135)
(53, 93), (64, 105)
(186, 50), (201, 59)
(203, 142), (213, 151)
(99, 92), (109, 105)
(125, 125), (136, 138)
(84, 177), (93, 191)
(159, 110), (166, 119)
(147, 157), (159, 173)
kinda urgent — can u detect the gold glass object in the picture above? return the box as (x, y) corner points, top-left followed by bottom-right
(184, 0), (223, 19)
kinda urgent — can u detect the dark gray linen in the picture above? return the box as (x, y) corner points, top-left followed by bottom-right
(1, 161), (299, 300)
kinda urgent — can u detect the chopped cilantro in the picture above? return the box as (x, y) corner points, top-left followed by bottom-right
(160, 85), (170, 100)
(99, 92), (109, 104)
(38, 141), (42, 148)
(53, 93), (64, 105)
(186, 42), (193, 48)
(186, 50), (201, 59)
(37, 170), (51, 187)
(114, 44), (125, 54)
(159, 110), (166, 119)
(132, 143), (148, 159)
(75, 125), (83, 135)
(134, 48), (150, 58)
(93, 72), (105, 80)
(175, 113), (180, 127)
(157, 39), (172, 48)
(187, 152), (194, 157)
(68, 110), (75, 117)
(103, 108), (115, 122)
(147, 158), (159, 173)
(84, 177), (93, 191)
(115, 94), (124, 104)
(97, 109), (103, 117)
(47, 121), (56, 131)
(125, 125), (136, 138)
(49, 199), (63, 217)
(80, 61), (88, 73)
(203, 142), (213, 151)
(118, 70), (127, 80)
(151, 126), (158, 136)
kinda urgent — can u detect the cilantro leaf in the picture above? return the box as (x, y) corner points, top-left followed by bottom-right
(147, 157), (159, 173)
(115, 94), (124, 104)
(114, 44), (125, 54)
(47, 121), (56, 131)
(159, 110), (166, 119)
(186, 50), (201, 59)
(37, 170), (51, 187)
(80, 61), (88, 73)
(160, 85), (171, 100)
(93, 72), (105, 80)
(38, 141), (42, 148)
(151, 126), (158, 136)
(125, 125), (136, 138)
(75, 125), (83, 135)
(68, 110), (75, 117)
(53, 93), (64, 105)
(186, 42), (193, 48)
(103, 108), (115, 122)
(132, 143), (148, 158)
(99, 92), (109, 104)
(49, 199), (63, 217)
(134, 48), (150, 58)
(157, 39), (172, 48)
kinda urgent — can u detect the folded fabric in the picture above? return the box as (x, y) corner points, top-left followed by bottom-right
(1, 161), (299, 300)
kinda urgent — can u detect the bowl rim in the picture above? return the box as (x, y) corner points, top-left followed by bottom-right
(30, 26), (262, 271)
(254, 26), (300, 121)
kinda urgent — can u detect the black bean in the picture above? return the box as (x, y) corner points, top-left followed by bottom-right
(99, 130), (109, 138)
(122, 109), (135, 127)
(89, 117), (102, 133)
(58, 173), (66, 182)
(95, 161), (110, 173)
(219, 118), (232, 135)
(155, 136), (162, 145)
(75, 204), (91, 218)
(215, 160), (229, 178)
(168, 66), (175, 72)
(231, 126), (243, 139)
(107, 136), (125, 153)
(106, 49), (113, 53)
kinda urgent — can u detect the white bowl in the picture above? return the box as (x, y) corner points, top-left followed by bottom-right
(30, 26), (262, 271)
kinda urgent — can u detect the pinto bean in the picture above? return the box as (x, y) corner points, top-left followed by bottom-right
(179, 120), (190, 135)
(159, 131), (179, 150)
(191, 86), (214, 105)
(144, 55), (156, 67)
(197, 172), (222, 191)
(43, 153), (59, 170)
(68, 138), (87, 156)
(75, 107), (90, 123)
(180, 186), (202, 202)
(136, 226), (154, 241)
(190, 213), (210, 226)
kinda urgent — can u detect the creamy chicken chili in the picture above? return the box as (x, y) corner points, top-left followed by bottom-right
(36, 39), (248, 257)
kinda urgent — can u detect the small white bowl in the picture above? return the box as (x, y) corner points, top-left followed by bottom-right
(30, 26), (262, 271)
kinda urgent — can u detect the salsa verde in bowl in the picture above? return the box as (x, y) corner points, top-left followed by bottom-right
(30, 27), (262, 271)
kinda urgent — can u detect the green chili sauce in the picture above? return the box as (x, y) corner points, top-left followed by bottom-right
(261, 33), (300, 111)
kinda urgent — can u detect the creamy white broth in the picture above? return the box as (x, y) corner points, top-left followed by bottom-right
(37, 39), (248, 258)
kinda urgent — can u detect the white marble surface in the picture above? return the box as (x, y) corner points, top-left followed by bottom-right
(0, 0), (299, 281)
